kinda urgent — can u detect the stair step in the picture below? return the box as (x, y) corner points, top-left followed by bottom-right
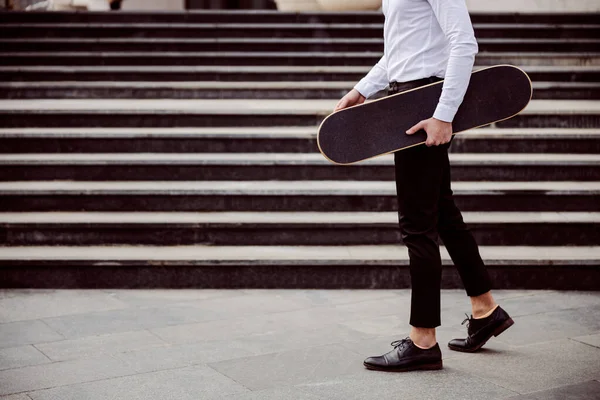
(0, 99), (598, 128)
(1, 37), (598, 53)
(1, 22), (598, 39)
(1, 244), (598, 289)
(0, 211), (597, 246)
(1, 52), (597, 67)
(0, 180), (598, 212)
(2, 81), (598, 100)
(1, 127), (597, 154)
(1, 153), (598, 181)
(1, 11), (599, 24)
(0, 65), (597, 83)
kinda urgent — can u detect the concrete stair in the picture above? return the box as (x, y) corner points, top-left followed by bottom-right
(1, 99), (598, 128)
(1, 52), (598, 67)
(1, 127), (598, 154)
(2, 22), (599, 39)
(3, 37), (600, 53)
(2, 80), (599, 99)
(0, 10), (599, 289)
(1, 65), (598, 82)
(1, 10), (599, 23)
(1, 181), (598, 212)
(1, 153), (599, 181)
(0, 211), (598, 246)
(1, 245), (599, 290)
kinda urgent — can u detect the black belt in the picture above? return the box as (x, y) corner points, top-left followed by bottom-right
(389, 76), (443, 93)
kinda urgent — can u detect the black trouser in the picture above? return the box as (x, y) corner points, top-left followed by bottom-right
(389, 76), (492, 328)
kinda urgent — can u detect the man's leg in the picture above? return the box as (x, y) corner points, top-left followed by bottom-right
(362, 141), (446, 371)
(437, 146), (493, 302)
(394, 140), (450, 333)
(437, 142), (515, 352)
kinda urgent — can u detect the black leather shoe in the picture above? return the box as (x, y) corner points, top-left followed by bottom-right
(363, 337), (443, 372)
(448, 305), (514, 353)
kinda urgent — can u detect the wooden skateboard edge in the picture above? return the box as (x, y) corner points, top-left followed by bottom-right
(317, 64), (533, 166)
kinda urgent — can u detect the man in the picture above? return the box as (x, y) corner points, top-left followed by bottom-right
(335, 0), (514, 372)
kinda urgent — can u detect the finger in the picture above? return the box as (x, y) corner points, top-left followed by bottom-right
(406, 120), (425, 135)
(334, 100), (347, 111)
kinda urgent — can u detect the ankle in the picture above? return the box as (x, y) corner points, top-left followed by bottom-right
(470, 291), (498, 319)
(472, 303), (498, 319)
(409, 328), (437, 349)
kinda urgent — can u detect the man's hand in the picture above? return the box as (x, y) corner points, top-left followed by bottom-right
(406, 117), (453, 147)
(334, 89), (366, 112)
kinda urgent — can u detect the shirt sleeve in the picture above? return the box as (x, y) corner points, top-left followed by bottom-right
(353, 54), (389, 99)
(427, 0), (478, 122)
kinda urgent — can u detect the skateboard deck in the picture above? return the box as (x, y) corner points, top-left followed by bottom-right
(317, 64), (532, 165)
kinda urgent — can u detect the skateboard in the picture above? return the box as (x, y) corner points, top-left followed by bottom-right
(317, 64), (532, 165)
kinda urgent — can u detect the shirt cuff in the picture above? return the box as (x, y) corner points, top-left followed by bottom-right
(354, 79), (382, 99)
(433, 102), (458, 123)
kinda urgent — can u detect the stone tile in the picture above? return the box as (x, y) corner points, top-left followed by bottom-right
(232, 324), (373, 355)
(178, 290), (317, 318)
(448, 339), (600, 393)
(271, 304), (359, 327)
(0, 355), (134, 396)
(495, 306), (600, 346)
(151, 304), (358, 345)
(337, 311), (410, 337)
(0, 320), (64, 349)
(0, 345), (50, 371)
(208, 343), (365, 391)
(0, 395), (33, 400)
(27, 365), (249, 400)
(332, 295), (411, 319)
(502, 380), (600, 400)
(0, 290), (129, 324)
(41, 304), (222, 339)
(151, 312), (300, 345)
(572, 332), (600, 349)
(113, 339), (257, 374)
(294, 368), (515, 400)
(102, 288), (243, 307)
(225, 386), (324, 400)
(241, 289), (405, 307)
(34, 330), (166, 362)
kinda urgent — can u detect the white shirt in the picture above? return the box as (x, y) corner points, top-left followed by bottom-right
(353, 0), (478, 122)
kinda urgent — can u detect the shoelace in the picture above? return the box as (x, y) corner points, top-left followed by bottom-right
(390, 336), (411, 350)
(461, 313), (473, 330)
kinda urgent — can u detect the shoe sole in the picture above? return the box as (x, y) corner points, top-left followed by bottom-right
(363, 360), (443, 372)
(447, 317), (515, 353)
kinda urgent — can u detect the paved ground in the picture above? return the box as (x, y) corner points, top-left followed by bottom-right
(0, 288), (599, 399)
